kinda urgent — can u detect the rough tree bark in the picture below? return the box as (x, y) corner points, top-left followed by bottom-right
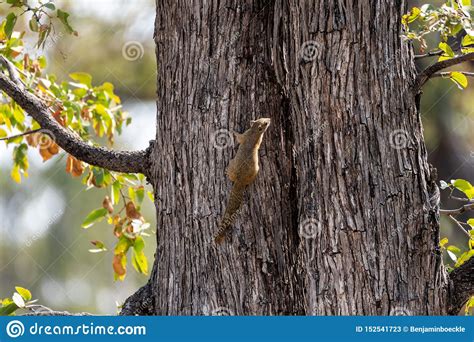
(122, 0), (452, 315)
(2, 0), (472, 316)
(0, 0), (474, 315)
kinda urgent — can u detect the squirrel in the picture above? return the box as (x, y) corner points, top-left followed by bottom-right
(215, 118), (271, 244)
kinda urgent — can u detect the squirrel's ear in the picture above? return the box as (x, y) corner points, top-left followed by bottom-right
(233, 131), (245, 144)
(250, 120), (256, 124)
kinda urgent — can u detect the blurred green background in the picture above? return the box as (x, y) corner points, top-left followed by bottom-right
(0, 0), (473, 314)
(0, 0), (157, 314)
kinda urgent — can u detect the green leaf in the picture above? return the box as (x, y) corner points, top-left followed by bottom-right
(5, 13), (17, 39)
(57, 9), (76, 35)
(132, 249), (148, 275)
(69, 72), (92, 88)
(81, 208), (108, 228)
(0, 301), (18, 316)
(454, 250), (474, 268)
(468, 218), (474, 228)
(29, 18), (39, 32)
(14, 287), (31, 301)
(440, 237), (449, 248)
(43, 2), (56, 10)
(451, 179), (474, 199)
(114, 236), (132, 255)
(133, 236), (145, 253)
(402, 7), (421, 26)
(462, 35), (474, 47)
(449, 72), (468, 89)
(128, 187), (136, 204)
(447, 245), (461, 254)
(147, 190), (154, 202)
(111, 181), (121, 205)
(438, 42), (455, 61)
(136, 186), (145, 205)
(12, 107), (25, 124)
(0, 128), (7, 138)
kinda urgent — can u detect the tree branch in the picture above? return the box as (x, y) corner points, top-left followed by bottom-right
(414, 50), (443, 59)
(0, 70), (149, 175)
(440, 202), (474, 215)
(413, 52), (474, 93)
(448, 257), (474, 315)
(22, 304), (93, 316)
(432, 71), (474, 78)
(0, 128), (42, 141)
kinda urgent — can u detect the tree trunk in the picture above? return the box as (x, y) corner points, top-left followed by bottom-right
(122, 0), (451, 315)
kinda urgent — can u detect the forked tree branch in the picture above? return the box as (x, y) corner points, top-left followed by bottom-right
(0, 64), (149, 175)
(413, 52), (474, 92)
(448, 257), (474, 315)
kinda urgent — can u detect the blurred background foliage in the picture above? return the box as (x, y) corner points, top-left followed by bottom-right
(411, 0), (474, 273)
(0, 0), (156, 314)
(0, 0), (473, 314)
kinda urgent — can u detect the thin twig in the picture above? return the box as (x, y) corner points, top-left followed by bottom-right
(0, 128), (42, 141)
(440, 202), (474, 215)
(432, 71), (474, 78)
(446, 215), (471, 238)
(448, 194), (473, 203)
(414, 50), (443, 59)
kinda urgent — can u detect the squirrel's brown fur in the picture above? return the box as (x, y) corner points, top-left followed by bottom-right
(215, 118), (271, 244)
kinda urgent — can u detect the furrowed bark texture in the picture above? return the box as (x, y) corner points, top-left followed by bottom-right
(141, 0), (450, 315)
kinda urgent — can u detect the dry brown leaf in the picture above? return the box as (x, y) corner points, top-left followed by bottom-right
(112, 254), (126, 276)
(125, 201), (143, 221)
(102, 196), (114, 214)
(66, 155), (84, 177)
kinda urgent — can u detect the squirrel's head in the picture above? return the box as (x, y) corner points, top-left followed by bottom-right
(250, 118), (271, 134)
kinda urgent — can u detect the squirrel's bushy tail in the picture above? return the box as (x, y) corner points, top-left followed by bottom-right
(215, 183), (246, 244)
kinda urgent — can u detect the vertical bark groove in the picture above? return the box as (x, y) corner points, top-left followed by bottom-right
(138, 0), (450, 315)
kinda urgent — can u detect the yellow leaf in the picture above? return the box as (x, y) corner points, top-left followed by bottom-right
(449, 72), (468, 89)
(10, 165), (21, 183)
